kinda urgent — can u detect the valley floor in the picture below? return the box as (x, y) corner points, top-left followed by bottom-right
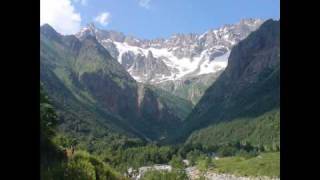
(129, 152), (280, 180)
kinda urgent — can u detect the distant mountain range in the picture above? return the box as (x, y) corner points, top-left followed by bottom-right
(76, 18), (263, 84)
(40, 18), (279, 148)
(75, 19), (263, 104)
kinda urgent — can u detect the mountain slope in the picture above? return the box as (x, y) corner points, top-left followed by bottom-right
(186, 109), (280, 150)
(40, 86), (128, 180)
(40, 24), (193, 142)
(176, 19), (280, 142)
(155, 71), (224, 105)
(41, 25), (143, 151)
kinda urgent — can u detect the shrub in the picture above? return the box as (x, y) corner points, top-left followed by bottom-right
(64, 150), (124, 180)
(169, 155), (185, 169)
(64, 158), (96, 180)
(196, 157), (214, 172)
(217, 146), (237, 157)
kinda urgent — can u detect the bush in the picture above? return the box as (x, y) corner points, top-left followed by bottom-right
(169, 155), (185, 169)
(196, 157), (214, 172)
(41, 161), (67, 180)
(236, 149), (258, 159)
(64, 151), (125, 180)
(217, 146), (238, 157)
(64, 158), (96, 180)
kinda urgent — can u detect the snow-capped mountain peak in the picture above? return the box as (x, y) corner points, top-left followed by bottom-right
(75, 19), (264, 84)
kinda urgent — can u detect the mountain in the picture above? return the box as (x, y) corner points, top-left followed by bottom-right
(76, 19), (263, 84)
(75, 19), (263, 103)
(41, 18), (278, 145)
(40, 24), (193, 143)
(176, 19), (280, 143)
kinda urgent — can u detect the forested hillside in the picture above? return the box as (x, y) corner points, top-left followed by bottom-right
(40, 86), (127, 180)
(186, 109), (280, 151)
(176, 19), (280, 143)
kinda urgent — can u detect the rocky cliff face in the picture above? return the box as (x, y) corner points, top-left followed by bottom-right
(127, 51), (172, 82)
(177, 19), (280, 141)
(40, 24), (193, 141)
(75, 19), (263, 84)
(156, 71), (224, 105)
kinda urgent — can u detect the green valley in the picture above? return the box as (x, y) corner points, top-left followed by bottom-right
(40, 18), (280, 180)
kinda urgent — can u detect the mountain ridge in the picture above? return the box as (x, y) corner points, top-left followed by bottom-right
(173, 19), (280, 143)
(40, 19), (279, 145)
(75, 18), (264, 84)
(40, 24), (193, 142)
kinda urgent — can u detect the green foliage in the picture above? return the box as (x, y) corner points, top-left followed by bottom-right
(212, 152), (280, 177)
(40, 85), (58, 142)
(41, 161), (67, 180)
(186, 150), (204, 166)
(186, 110), (280, 151)
(40, 23), (280, 179)
(169, 155), (185, 169)
(141, 170), (188, 180)
(40, 87), (126, 180)
(42, 150), (126, 180)
(41, 86), (66, 180)
(101, 144), (177, 172)
(40, 85), (65, 169)
(65, 158), (96, 180)
(53, 134), (78, 148)
(196, 157), (214, 172)
(146, 84), (194, 120)
(65, 151), (125, 180)
(236, 149), (258, 159)
(216, 146), (238, 157)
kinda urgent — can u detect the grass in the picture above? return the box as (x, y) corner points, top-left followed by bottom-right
(211, 152), (279, 177)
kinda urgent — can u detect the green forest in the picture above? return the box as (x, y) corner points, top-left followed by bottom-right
(41, 85), (279, 179)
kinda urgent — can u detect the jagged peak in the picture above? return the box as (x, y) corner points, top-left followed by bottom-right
(40, 24), (62, 40)
(41, 23), (57, 34)
(76, 22), (98, 38)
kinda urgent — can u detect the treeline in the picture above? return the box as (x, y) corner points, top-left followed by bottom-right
(186, 109), (280, 152)
(90, 140), (272, 174)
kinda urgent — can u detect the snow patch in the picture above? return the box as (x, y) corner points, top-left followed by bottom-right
(197, 51), (230, 76)
(112, 40), (230, 82)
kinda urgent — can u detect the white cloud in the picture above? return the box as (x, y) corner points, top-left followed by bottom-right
(94, 12), (111, 26)
(41, 0), (81, 35)
(139, 0), (151, 9)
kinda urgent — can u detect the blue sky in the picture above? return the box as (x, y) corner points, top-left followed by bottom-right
(41, 0), (280, 39)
